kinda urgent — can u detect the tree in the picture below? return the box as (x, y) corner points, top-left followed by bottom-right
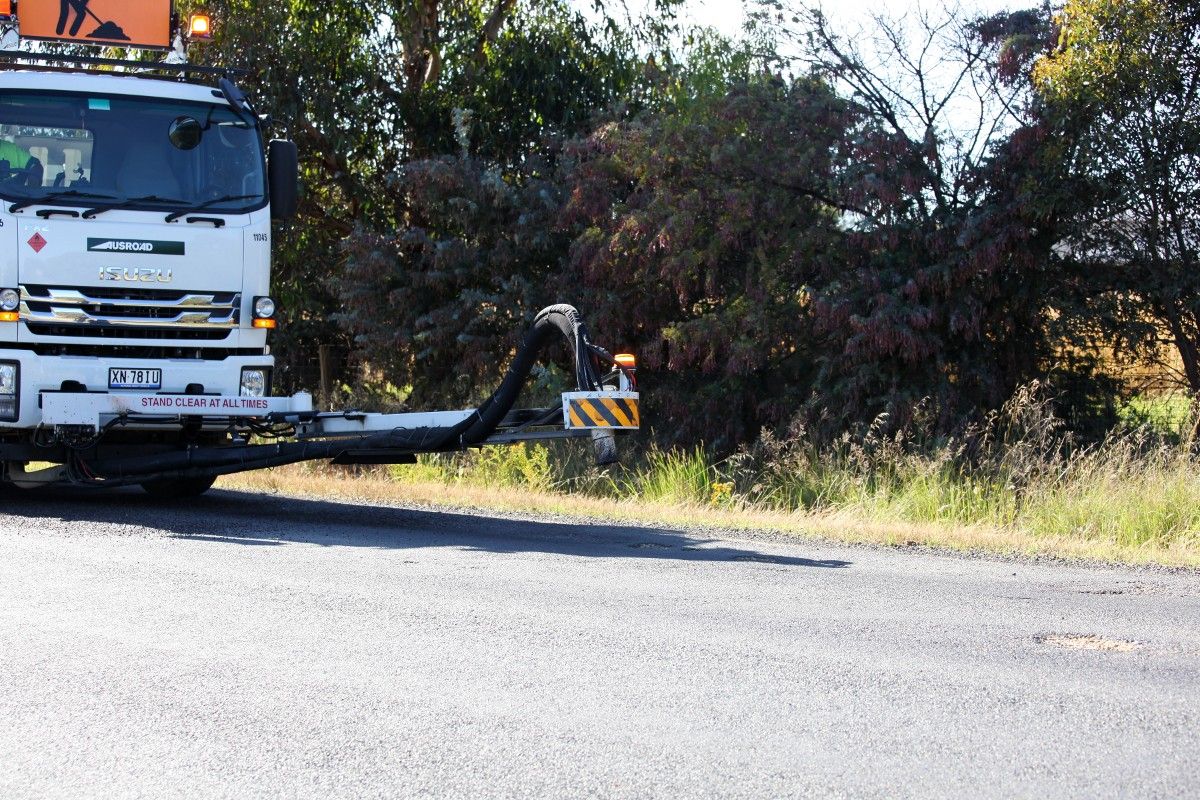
(340, 31), (854, 449)
(336, 1), (659, 405)
(340, 151), (570, 404)
(557, 68), (853, 448)
(1033, 0), (1200, 395)
(746, 3), (1061, 432)
(179, 0), (651, 392)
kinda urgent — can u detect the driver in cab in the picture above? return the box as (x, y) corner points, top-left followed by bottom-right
(0, 137), (43, 187)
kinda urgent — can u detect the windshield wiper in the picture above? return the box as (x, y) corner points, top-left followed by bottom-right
(164, 194), (261, 223)
(9, 190), (117, 214)
(82, 194), (188, 219)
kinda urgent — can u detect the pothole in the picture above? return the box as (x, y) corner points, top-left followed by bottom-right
(628, 542), (671, 550)
(1075, 582), (1192, 598)
(1036, 633), (1141, 653)
(733, 555), (785, 564)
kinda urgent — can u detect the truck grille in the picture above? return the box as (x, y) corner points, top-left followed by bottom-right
(19, 285), (239, 341)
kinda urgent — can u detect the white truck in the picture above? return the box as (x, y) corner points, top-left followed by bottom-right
(0, 2), (638, 497)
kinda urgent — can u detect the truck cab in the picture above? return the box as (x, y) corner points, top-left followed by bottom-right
(0, 69), (282, 431)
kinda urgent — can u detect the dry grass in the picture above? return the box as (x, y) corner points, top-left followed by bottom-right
(218, 461), (1200, 569)
(212, 385), (1200, 569)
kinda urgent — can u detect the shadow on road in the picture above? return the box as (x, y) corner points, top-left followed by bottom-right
(2, 486), (851, 569)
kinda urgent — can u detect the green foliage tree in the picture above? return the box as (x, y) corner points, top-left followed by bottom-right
(341, 32), (855, 449)
(339, 5), (1099, 447)
(1033, 0), (1200, 393)
(177, 0), (1188, 448)
(178, 0), (651, 391)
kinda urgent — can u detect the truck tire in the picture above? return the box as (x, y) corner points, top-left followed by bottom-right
(140, 476), (217, 498)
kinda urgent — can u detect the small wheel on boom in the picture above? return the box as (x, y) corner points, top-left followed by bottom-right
(139, 476), (217, 499)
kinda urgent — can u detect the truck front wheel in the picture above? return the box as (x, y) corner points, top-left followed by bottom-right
(140, 476), (217, 498)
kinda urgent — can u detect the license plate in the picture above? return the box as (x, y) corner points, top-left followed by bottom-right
(109, 367), (162, 390)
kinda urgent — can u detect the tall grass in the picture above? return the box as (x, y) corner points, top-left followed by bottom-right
(391, 441), (553, 491)
(1018, 437), (1200, 548)
(729, 385), (1200, 548)
(386, 385), (1200, 553)
(605, 447), (715, 505)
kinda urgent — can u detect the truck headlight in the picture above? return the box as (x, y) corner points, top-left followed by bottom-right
(0, 361), (18, 421)
(253, 296), (276, 319)
(240, 367), (270, 398)
(252, 296), (277, 330)
(0, 289), (18, 312)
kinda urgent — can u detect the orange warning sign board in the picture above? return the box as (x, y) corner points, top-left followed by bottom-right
(18, 0), (174, 50)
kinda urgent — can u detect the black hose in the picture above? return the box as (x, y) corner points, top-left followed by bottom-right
(452, 304), (600, 447)
(86, 304), (601, 484)
(339, 304), (600, 453)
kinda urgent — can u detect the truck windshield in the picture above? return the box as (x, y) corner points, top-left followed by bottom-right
(0, 90), (266, 214)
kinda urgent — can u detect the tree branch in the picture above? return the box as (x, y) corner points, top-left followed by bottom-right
(475, 0), (521, 65)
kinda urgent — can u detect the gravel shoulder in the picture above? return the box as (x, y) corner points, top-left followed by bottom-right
(223, 468), (1200, 571)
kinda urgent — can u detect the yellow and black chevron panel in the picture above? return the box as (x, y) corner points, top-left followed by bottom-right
(563, 393), (640, 430)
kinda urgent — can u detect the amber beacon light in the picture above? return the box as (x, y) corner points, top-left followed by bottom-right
(189, 13), (213, 39)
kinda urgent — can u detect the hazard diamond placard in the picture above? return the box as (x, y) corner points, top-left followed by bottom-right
(18, 0), (173, 50)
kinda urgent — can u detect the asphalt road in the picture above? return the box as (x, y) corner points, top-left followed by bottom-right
(0, 488), (1197, 799)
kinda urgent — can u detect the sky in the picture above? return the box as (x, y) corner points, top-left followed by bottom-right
(676, 0), (1030, 37)
(570, 0), (1038, 143)
(573, 0), (1034, 41)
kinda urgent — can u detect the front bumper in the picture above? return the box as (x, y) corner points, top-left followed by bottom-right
(40, 390), (312, 428)
(0, 351), (275, 428)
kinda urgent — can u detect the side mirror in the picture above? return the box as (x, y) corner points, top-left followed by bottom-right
(267, 139), (299, 220)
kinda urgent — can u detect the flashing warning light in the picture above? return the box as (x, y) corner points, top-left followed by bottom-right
(252, 318), (277, 330)
(614, 353), (637, 369)
(189, 13), (212, 39)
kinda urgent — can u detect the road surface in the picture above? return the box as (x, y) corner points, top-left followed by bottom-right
(1, 488), (1197, 799)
